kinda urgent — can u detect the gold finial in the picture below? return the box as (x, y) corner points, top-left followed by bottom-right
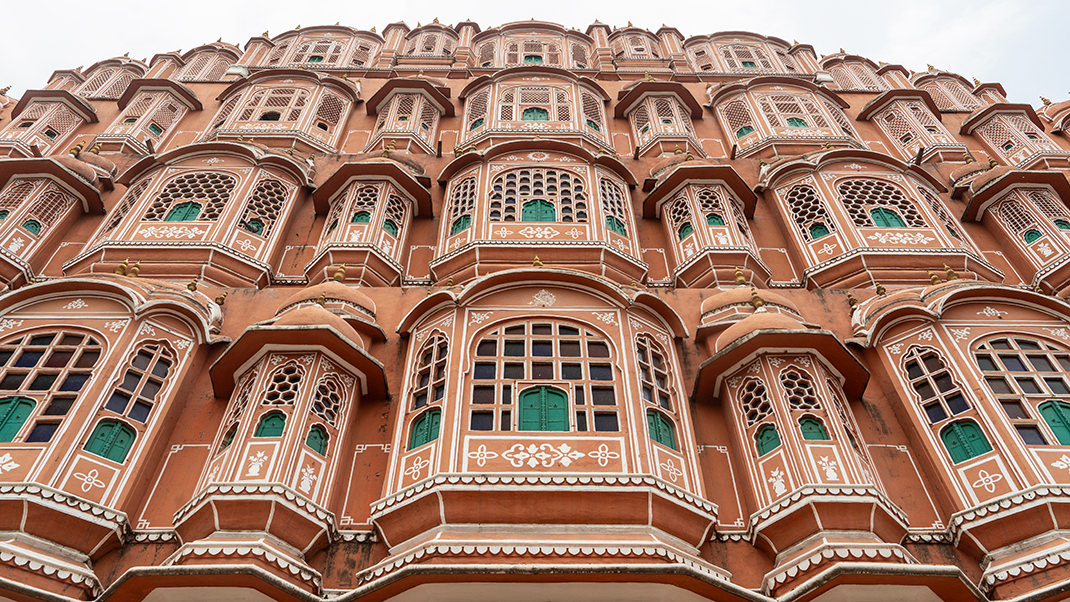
(370, 26), (376, 33)
(674, 145), (682, 155)
(1034, 284), (1044, 294)
(750, 287), (765, 309)
(628, 21), (633, 27)
(846, 291), (858, 308)
(113, 258), (129, 275)
(333, 264), (347, 282)
(416, 22), (421, 27)
(214, 291), (228, 305)
(944, 264), (958, 280)
(295, 24), (301, 30)
(631, 279), (641, 288)
(123, 51), (129, 57)
(334, 22), (339, 26)
(261, 31), (269, 37)
(216, 37), (222, 43)
(0, 86), (10, 96)
(316, 293), (326, 305)
(989, 157), (998, 168)
(533, 255), (543, 267)
(963, 152), (974, 163)
(433, 17), (439, 23)
(973, 77), (981, 86)
(387, 140), (396, 150)
(186, 279), (197, 292)
(839, 48), (845, 54)
(88, 143), (101, 154)
(927, 64), (935, 71)
(875, 281), (886, 296)
(928, 270), (941, 285)
(1042, 96), (1052, 106)
(417, 69), (424, 77)
(446, 275), (454, 287)
(69, 142), (84, 157)
(685, 152), (694, 161)
(734, 266), (746, 285)
(644, 71), (654, 81)
(128, 260), (141, 277)
(822, 142), (832, 149)
(793, 39), (799, 45)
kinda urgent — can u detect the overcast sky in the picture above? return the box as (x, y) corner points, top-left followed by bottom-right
(2, 0), (1066, 105)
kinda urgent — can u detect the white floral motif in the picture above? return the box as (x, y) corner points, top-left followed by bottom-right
(1046, 328), (1070, 342)
(0, 453), (18, 474)
(298, 465), (318, 494)
(846, 163), (864, 170)
(137, 225), (206, 239)
(204, 157), (224, 164)
(530, 289), (556, 307)
(518, 226), (559, 239)
(469, 311), (493, 324)
(593, 312), (617, 325)
(587, 443), (620, 467)
(0, 319), (23, 332)
(237, 239), (257, 252)
(138, 322), (156, 336)
(494, 227), (511, 238)
(8, 237), (24, 253)
(659, 458), (684, 482)
(866, 232), (934, 245)
(917, 330), (933, 341)
(797, 357), (812, 367)
(817, 456), (840, 481)
(972, 469), (1003, 494)
(246, 452), (269, 476)
(404, 455), (431, 480)
(63, 299), (88, 310)
(728, 376), (742, 389)
(441, 315), (455, 327)
(887, 343), (903, 354)
(527, 152), (549, 160)
(72, 468), (106, 492)
(817, 242), (837, 256)
(105, 320), (128, 333)
(1038, 242), (1054, 258)
(502, 443), (585, 468)
(768, 357), (784, 367)
(174, 339), (191, 350)
(977, 306), (1007, 318)
(1052, 454), (1070, 475)
(567, 228), (583, 239)
(950, 328), (971, 342)
(468, 444), (499, 467)
(768, 467), (787, 496)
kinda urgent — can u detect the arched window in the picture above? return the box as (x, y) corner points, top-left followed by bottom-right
(522, 107), (549, 121)
(255, 412), (286, 437)
(998, 198), (1041, 243)
(470, 321), (618, 432)
(798, 416), (830, 440)
(581, 90), (605, 134)
(21, 220), (41, 235)
(220, 424), (238, 449)
(235, 88), (309, 124)
(917, 187), (962, 240)
(292, 38), (346, 65)
(447, 176), (477, 236)
(740, 378), (773, 426)
(490, 168), (587, 223)
(84, 420), (136, 463)
(721, 44), (773, 71)
(919, 80), (980, 112)
(903, 347), (970, 423)
(144, 172), (236, 222)
(838, 179), (926, 228)
(177, 53), (232, 81)
(305, 425), (328, 454)
(975, 336), (1070, 445)
(499, 87), (572, 123)
(646, 410), (677, 450)
(756, 424), (781, 455)
(678, 223), (694, 239)
(784, 184), (835, 241)
(409, 408), (440, 449)
(411, 334), (448, 411)
(218, 369), (256, 452)
(0, 397), (35, 442)
(103, 343), (173, 424)
(0, 331), (102, 443)
(504, 39), (561, 66)
(521, 200), (555, 221)
(311, 377), (344, 427)
(465, 89), (489, 133)
(351, 211), (371, 224)
(382, 194), (407, 238)
(1039, 401), (1070, 445)
(1025, 229), (1043, 243)
(263, 362), (302, 406)
(518, 386), (568, 431)
(758, 94), (829, 129)
(637, 336), (672, 411)
(940, 420), (992, 463)
(477, 42), (496, 67)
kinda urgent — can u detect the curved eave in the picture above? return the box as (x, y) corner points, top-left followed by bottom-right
(458, 66), (610, 101)
(707, 76), (849, 109)
(312, 161), (432, 216)
(489, 21), (593, 43)
(760, 148), (946, 194)
(403, 23), (460, 40)
(630, 292), (689, 339)
(857, 89), (941, 122)
(365, 79), (454, 117)
(216, 70), (362, 104)
(973, 82), (1007, 99)
(685, 31), (788, 47)
(643, 163), (756, 218)
(876, 64), (909, 77)
(615, 81), (703, 119)
(118, 79), (203, 111)
(693, 328), (869, 401)
(269, 25), (383, 45)
(12, 89), (98, 123)
(149, 52), (184, 68)
(397, 291), (458, 336)
(83, 59), (148, 77)
(962, 170), (1070, 222)
(911, 71), (973, 89)
(181, 44), (242, 62)
(960, 103), (1043, 135)
(117, 142), (312, 187)
(437, 140), (637, 186)
(209, 324), (387, 399)
(819, 54), (881, 71)
(0, 158), (104, 213)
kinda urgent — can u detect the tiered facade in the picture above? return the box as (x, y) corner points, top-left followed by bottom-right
(1, 19), (1070, 602)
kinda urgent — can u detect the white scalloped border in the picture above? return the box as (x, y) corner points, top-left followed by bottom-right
(763, 543), (913, 591)
(169, 542), (321, 586)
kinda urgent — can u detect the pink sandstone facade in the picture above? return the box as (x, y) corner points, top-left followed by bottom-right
(0, 18), (1069, 602)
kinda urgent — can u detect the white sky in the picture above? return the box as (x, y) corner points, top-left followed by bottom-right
(2, 0), (1066, 105)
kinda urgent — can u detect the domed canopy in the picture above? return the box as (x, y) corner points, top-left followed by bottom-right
(273, 304), (364, 345)
(713, 311), (806, 354)
(280, 280), (376, 319)
(700, 287), (801, 324)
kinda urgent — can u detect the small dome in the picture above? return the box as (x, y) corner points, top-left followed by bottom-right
(79, 151), (116, 176)
(54, 155), (98, 183)
(1048, 99), (1070, 117)
(969, 165), (1015, 194)
(714, 311), (807, 354)
(273, 304), (364, 347)
(949, 158), (989, 186)
(701, 287), (800, 322)
(280, 280), (376, 318)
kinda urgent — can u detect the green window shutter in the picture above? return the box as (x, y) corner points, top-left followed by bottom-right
(1040, 401), (1070, 445)
(165, 201), (202, 222)
(941, 421), (992, 463)
(470, 117), (485, 131)
(1056, 220), (1070, 231)
(1024, 229), (1042, 243)
(799, 417), (830, 441)
(809, 223), (830, 239)
(450, 215), (472, 235)
(523, 55), (543, 64)
(522, 107), (549, 121)
(383, 219), (399, 237)
(221, 424), (237, 449)
(305, 425), (328, 454)
(22, 220), (41, 235)
(519, 387), (568, 432)
(521, 200), (555, 222)
(706, 213), (724, 226)
(871, 208), (906, 228)
(254, 412), (286, 437)
(242, 219), (264, 235)
(586, 119), (600, 132)
(351, 211), (371, 223)
(647, 410), (677, 450)
(677, 222), (694, 240)
(147, 123), (163, 136)
(756, 424), (781, 456)
(606, 215), (626, 235)
(409, 408), (441, 449)
(735, 125), (754, 138)
(786, 117), (807, 127)
(0, 397), (35, 442)
(0, 210), (9, 221)
(84, 420), (136, 463)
